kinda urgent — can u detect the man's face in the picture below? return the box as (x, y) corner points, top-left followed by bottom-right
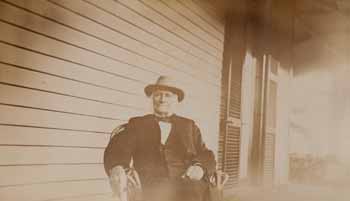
(152, 89), (178, 116)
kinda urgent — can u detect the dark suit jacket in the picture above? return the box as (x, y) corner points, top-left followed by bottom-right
(104, 114), (216, 185)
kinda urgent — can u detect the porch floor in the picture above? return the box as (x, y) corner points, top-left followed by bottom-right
(224, 183), (350, 201)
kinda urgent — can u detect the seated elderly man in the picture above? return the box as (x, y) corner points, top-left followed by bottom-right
(104, 76), (216, 201)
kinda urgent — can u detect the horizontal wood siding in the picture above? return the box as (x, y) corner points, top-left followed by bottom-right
(0, 0), (225, 200)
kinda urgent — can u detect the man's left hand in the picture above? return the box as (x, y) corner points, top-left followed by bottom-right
(184, 165), (204, 180)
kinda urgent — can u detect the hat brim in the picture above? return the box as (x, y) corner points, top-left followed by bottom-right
(144, 84), (184, 102)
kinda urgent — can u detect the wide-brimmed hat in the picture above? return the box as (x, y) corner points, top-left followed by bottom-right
(144, 76), (184, 102)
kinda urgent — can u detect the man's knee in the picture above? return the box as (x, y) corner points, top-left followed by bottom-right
(178, 179), (209, 200)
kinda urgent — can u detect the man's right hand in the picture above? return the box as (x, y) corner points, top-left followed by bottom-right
(109, 166), (128, 201)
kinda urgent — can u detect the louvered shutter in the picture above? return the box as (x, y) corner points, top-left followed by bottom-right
(262, 55), (278, 184)
(218, 10), (246, 188)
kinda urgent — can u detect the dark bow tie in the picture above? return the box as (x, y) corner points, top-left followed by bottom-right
(154, 115), (173, 123)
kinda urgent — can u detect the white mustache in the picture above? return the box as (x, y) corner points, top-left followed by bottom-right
(156, 102), (169, 105)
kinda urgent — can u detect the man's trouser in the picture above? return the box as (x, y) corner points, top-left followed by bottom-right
(142, 178), (209, 201)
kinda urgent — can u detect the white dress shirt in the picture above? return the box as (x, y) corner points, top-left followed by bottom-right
(158, 121), (172, 144)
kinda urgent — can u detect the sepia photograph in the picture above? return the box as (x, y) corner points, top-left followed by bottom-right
(0, 0), (350, 201)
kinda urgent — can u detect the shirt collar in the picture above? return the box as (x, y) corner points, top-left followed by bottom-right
(153, 113), (175, 123)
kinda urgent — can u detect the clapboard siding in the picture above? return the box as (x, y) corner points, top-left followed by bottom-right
(50, 194), (115, 201)
(0, 46), (221, 122)
(0, 1), (164, 81)
(0, 24), (158, 86)
(83, 0), (221, 68)
(118, 0), (223, 59)
(140, 0), (223, 49)
(177, 0), (224, 34)
(0, 146), (104, 165)
(0, 104), (121, 132)
(191, 0), (226, 28)
(0, 180), (110, 201)
(0, 0), (225, 200)
(0, 63), (146, 109)
(0, 164), (106, 186)
(0, 42), (151, 94)
(0, 84), (142, 120)
(56, 194), (115, 201)
(1, 0), (221, 86)
(52, 0), (221, 77)
(167, 0), (224, 41)
(0, 42), (147, 97)
(0, 125), (109, 147)
(0, 22), (219, 99)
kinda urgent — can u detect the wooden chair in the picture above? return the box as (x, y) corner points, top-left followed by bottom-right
(106, 124), (229, 201)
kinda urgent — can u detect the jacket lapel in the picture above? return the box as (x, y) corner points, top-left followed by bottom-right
(143, 114), (161, 145)
(171, 115), (197, 156)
